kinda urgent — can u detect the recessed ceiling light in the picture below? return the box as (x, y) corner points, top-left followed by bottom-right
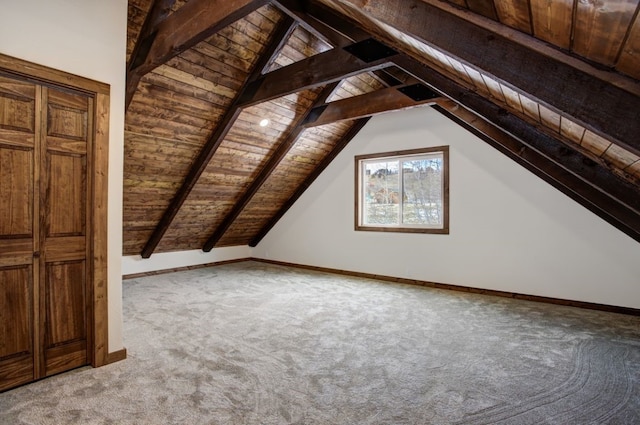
(259, 118), (270, 127)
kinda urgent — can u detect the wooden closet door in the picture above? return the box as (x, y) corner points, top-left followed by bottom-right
(40, 86), (92, 377)
(0, 74), (93, 391)
(0, 74), (38, 391)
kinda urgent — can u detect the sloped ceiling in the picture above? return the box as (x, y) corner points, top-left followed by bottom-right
(124, 0), (640, 257)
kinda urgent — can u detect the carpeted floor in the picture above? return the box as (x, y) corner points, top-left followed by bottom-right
(1, 261), (639, 424)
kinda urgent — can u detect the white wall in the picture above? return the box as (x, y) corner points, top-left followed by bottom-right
(0, 0), (128, 351)
(122, 246), (252, 276)
(254, 106), (640, 309)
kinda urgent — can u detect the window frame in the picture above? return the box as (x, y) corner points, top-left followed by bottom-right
(355, 146), (449, 234)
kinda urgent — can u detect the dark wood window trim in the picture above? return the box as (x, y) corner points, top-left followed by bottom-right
(355, 146), (449, 234)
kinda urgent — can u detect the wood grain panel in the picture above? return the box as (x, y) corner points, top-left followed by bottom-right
(539, 104), (561, 132)
(0, 146), (32, 236)
(560, 117), (586, 144)
(0, 355), (33, 392)
(46, 137), (87, 155)
(519, 94), (541, 122)
(47, 105), (87, 141)
(529, 0), (574, 48)
(44, 236), (86, 262)
(462, 65), (491, 97)
(45, 340), (87, 377)
(0, 264), (34, 391)
(573, 0), (639, 65)
(581, 129), (612, 156)
(0, 93), (34, 133)
(0, 74), (35, 98)
(47, 153), (86, 236)
(494, 0), (532, 32)
(482, 75), (506, 102)
(45, 261), (86, 347)
(465, 0), (498, 20)
(0, 266), (32, 358)
(500, 84), (524, 113)
(602, 143), (639, 169)
(0, 128), (35, 148)
(616, 12), (640, 78)
(0, 240), (32, 267)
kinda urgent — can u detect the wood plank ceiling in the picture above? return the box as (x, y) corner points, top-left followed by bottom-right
(124, 0), (640, 257)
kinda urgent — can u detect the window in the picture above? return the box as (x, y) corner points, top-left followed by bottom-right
(355, 146), (449, 233)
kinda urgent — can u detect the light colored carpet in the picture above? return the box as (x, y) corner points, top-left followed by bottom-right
(1, 261), (639, 424)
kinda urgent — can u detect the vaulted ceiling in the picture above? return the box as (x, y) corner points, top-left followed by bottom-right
(124, 0), (640, 257)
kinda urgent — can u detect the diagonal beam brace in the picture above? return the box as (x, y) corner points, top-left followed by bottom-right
(272, 0), (370, 47)
(202, 82), (341, 251)
(126, 0), (268, 110)
(126, 0), (177, 110)
(302, 83), (440, 128)
(393, 56), (640, 242)
(332, 0), (640, 157)
(140, 16), (297, 258)
(249, 117), (371, 247)
(237, 40), (399, 108)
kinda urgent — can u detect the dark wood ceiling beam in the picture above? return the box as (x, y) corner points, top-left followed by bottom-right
(249, 117), (370, 247)
(237, 41), (399, 108)
(271, 0), (348, 47)
(294, 2), (640, 239)
(393, 57), (640, 242)
(332, 0), (640, 157)
(435, 101), (640, 243)
(274, 1), (409, 90)
(140, 16), (297, 258)
(126, 0), (177, 110)
(303, 83), (441, 127)
(304, 0), (371, 43)
(202, 82), (340, 251)
(126, 0), (269, 110)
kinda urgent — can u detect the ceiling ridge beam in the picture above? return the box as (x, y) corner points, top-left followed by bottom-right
(202, 82), (340, 251)
(302, 82), (440, 128)
(140, 16), (297, 258)
(249, 117), (370, 247)
(126, 0), (269, 110)
(236, 39), (399, 108)
(331, 0), (640, 157)
(392, 56), (640, 241)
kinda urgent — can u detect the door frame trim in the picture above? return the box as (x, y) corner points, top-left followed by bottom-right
(0, 53), (111, 368)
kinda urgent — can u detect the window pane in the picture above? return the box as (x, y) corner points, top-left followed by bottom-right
(402, 156), (443, 226)
(355, 146), (448, 234)
(363, 161), (400, 225)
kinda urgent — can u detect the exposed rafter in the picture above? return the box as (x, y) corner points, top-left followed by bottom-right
(126, 0), (269, 110)
(126, 0), (177, 110)
(249, 118), (371, 247)
(328, 0), (640, 157)
(302, 83), (440, 128)
(435, 101), (640, 243)
(202, 82), (341, 251)
(122, 0), (640, 257)
(237, 38), (399, 108)
(272, 0), (640, 242)
(140, 16), (297, 258)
